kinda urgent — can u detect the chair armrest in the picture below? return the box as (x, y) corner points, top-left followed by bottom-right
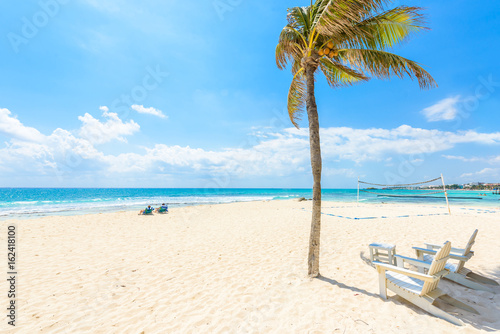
(424, 243), (443, 250)
(418, 246), (473, 261)
(425, 244), (474, 257)
(373, 261), (437, 283)
(414, 247), (470, 260)
(448, 253), (472, 261)
(395, 254), (431, 269)
(451, 251), (473, 260)
(433, 269), (450, 278)
(413, 246), (437, 255)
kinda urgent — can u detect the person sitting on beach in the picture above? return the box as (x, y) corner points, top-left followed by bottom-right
(139, 205), (154, 215)
(155, 203), (168, 213)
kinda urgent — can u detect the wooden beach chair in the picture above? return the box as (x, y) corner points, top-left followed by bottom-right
(413, 229), (499, 293)
(374, 241), (478, 326)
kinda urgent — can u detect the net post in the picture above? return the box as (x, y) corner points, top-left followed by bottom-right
(357, 177), (360, 207)
(441, 173), (451, 215)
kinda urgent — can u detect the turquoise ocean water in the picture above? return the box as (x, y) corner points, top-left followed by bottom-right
(0, 188), (498, 220)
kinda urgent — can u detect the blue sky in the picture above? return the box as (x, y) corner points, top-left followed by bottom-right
(0, 0), (499, 188)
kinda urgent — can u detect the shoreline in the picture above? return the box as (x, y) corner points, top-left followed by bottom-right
(1, 188), (499, 222)
(2, 198), (499, 223)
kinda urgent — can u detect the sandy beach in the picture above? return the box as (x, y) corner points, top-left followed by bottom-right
(1, 200), (499, 333)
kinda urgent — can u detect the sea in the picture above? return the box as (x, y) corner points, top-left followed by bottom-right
(0, 188), (498, 220)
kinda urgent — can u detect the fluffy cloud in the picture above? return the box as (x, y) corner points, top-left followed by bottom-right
(461, 168), (500, 179)
(78, 110), (140, 144)
(0, 108), (45, 142)
(323, 168), (357, 178)
(289, 125), (500, 163)
(0, 108), (134, 176)
(103, 141), (309, 177)
(131, 105), (166, 119)
(443, 155), (500, 164)
(421, 96), (461, 122)
(93, 125), (500, 177)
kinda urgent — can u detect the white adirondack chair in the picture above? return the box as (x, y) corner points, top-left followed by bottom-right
(374, 241), (478, 326)
(413, 229), (499, 293)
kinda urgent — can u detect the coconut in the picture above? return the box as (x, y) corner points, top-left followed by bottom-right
(332, 50), (338, 57)
(327, 41), (334, 49)
(318, 49), (324, 56)
(329, 51), (334, 58)
(324, 47), (330, 54)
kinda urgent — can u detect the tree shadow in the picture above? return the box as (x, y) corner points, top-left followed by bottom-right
(316, 275), (380, 299)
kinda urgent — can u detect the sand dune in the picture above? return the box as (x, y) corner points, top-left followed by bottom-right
(1, 200), (499, 333)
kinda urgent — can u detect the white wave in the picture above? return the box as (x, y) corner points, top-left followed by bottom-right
(0, 194), (275, 219)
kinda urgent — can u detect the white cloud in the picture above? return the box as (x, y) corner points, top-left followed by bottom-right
(0, 108), (45, 142)
(131, 105), (167, 119)
(421, 96), (461, 122)
(297, 125), (500, 163)
(323, 168), (357, 178)
(99, 106), (109, 112)
(78, 110), (140, 144)
(442, 155), (478, 162)
(443, 155), (500, 164)
(99, 125), (500, 176)
(461, 168), (500, 179)
(0, 107), (137, 177)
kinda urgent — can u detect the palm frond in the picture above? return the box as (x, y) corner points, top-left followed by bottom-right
(287, 68), (307, 128)
(319, 58), (369, 87)
(339, 6), (428, 50)
(338, 48), (437, 89)
(288, 6), (311, 33)
(313, 0), (388, 38)
(276, 26), (305, 70)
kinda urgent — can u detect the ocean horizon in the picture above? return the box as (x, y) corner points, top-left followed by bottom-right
(1, 187), (498, 220)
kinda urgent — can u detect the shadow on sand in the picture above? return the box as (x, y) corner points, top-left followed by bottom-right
(317, 275), (380, 299)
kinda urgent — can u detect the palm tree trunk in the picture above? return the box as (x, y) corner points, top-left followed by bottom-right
(304, 57), (322, 278)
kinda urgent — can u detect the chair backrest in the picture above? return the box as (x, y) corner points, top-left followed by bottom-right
(456, 229), (478, 272)
(421, 241), (451, 296)
(462, 229), (478, 256)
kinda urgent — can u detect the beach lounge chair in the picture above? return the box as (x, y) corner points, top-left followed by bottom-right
(413, 229), (499, 293)
(156, 205), (168, 214)
(141, 208), (154, 215)
(374, 241), (478, 326)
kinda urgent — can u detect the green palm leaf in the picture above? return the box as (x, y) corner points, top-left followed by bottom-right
(287, 69), (307, 128)
(319, 58), (369, 87)
(339, 6), (428, 50)
(288, 6), (312, 33)
(276, 27), (305, 70)
(313, 0), (388, 38)
(338, 48), (437, 89)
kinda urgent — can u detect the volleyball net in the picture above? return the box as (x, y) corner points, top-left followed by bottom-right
(357, 174), (451, 214)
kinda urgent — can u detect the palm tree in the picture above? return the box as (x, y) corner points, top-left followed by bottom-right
(276, 0), (436, 278)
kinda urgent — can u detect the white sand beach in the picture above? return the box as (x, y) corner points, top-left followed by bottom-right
(1, 200), (500, 333)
